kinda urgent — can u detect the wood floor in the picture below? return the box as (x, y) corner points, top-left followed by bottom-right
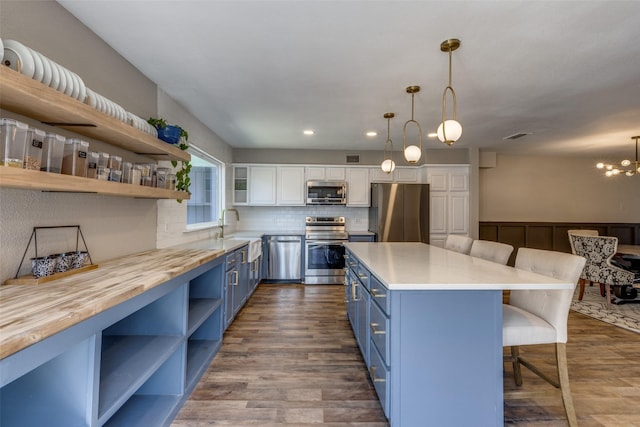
(172, 284), (640, 426)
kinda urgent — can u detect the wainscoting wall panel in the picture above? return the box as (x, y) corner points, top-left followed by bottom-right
(479, 222), (640, 266)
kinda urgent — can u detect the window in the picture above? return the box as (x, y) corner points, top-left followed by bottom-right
(186, 149), (224, 227)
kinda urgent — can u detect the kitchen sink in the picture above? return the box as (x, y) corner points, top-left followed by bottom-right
(247, 237), (262, 262)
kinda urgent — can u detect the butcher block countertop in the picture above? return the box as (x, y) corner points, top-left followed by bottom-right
(0, 248), (225, 360)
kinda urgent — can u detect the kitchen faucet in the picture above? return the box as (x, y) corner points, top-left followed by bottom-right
(219, 208), (240, 238)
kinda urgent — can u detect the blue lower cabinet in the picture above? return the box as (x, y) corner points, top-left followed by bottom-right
(356, 280), (370, 365)
(345, 248), (503, 426)
(369, 341), (390, 418)
(348, 234), (376, 242)
(0, 255), (232, 427)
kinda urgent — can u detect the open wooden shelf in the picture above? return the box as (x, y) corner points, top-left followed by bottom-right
(0, 66), (189, 162)
(0, 167), (190, 200)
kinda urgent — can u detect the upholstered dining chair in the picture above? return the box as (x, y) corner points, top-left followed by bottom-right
(469, 240), (514, 265)
(567, 230), (599, 299)
(504, 247), (586, 427)
(570, 235), (636, 308)
(444, 234), (473, 255)
(567, 229), (598, 254)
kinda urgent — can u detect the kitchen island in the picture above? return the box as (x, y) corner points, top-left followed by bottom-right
(344, 242), (574, 427)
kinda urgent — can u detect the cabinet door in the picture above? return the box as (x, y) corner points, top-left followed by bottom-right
(370, 167), (394, 183)
(426, 170), (448, 191)
(325, 167), (346, 180)
(395, 167), (419, 183)
(249, 166), (276, 205)
(233, 166), (249, 205)
(449, 168), (469, 191)
(346, 168), (370, 207)
(430, 194), (448, 234)
(277, 166), (305, 206)
(449, 194), (469, 234)
(305, 167), (325, 181)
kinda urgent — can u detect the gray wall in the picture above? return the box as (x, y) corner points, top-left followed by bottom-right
(480, 153), (640, 223)
(232, 147), (469, 165)
(0, 1), (234, 283)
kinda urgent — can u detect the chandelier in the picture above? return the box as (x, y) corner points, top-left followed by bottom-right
(381, 113), (396, 174)
(402, 86), (423, 163)
(596, 136), (640, 177)
(437, 38), (462, 146)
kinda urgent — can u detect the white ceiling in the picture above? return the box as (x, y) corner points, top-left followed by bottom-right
(58, 0), (640, 159)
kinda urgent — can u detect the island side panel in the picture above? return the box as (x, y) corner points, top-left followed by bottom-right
(390, 290), (503, 426)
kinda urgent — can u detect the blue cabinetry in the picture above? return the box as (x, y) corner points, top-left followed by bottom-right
(344, 247), (503, 426)
(0, 252), (235, 427)
(348, 234), (375, 242)
(224, 245), (251, 330)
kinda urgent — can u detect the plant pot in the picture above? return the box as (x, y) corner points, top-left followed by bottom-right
(156, 125), (182, 145)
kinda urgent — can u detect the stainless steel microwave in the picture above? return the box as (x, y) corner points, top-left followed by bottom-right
(306, 181), (347, 205)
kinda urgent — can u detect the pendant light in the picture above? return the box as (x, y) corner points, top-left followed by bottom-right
(596, 136), (640, 177)
(402, 86), (423, 163)
(437, 38), (462, 146)
(381, 112), (396, 174)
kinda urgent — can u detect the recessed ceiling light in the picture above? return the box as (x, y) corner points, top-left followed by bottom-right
(427, 132), (438, 138)
(366, 131), (378, 137)
(303, 130), (315, 135)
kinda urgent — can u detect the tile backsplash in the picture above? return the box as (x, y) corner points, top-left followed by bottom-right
(235, 206), (369, 232)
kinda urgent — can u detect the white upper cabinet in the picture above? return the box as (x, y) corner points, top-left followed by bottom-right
(424, 165), (470, 243)
(234, 164), (304, 206)
(249, 166), (277, 205)
(305, 166), (345, 181)
(370, 166), (419, 183)
(346, 167), (370, 207)
(277, 166), (305, 206)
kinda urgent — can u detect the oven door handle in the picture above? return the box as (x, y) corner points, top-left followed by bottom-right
(306, 240), (346, 245)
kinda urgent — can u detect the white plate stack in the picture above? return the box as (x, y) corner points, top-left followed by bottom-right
(2, 39), (87, 103)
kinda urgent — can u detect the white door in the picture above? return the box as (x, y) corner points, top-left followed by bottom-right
(249, 166), (276, 205)
(278, 166), (305, 205)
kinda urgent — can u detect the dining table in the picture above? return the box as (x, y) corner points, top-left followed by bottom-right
(617, 244), (640, 258)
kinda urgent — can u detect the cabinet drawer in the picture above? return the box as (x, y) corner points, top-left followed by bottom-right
(369, 341), (390, 418)
(345, 254), (358, 273)
(356, 263), (370, 290)
(369, 275), (390, 315)
(226, 254), (237, 270)
(369, 299), (390, 365)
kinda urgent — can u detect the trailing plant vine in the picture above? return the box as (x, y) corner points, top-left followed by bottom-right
(148, 117), (191, 203)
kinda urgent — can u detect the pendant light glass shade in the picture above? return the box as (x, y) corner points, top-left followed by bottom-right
(438, 39), (462, 146)
(402, 86), (423, 164)
(403, 145), (421, 163)
(381, 159), (396, 173)
(437, 119), (462, 143)
(381, 112), (396, 174)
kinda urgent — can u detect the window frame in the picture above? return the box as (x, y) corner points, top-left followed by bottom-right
(184, 146), (225, 231)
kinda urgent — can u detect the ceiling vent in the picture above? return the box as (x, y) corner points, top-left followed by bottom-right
(346, 154), (360, 164)
(503, 132), (531, 140)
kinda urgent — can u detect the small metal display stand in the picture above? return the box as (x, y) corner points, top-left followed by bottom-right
(6, 225), (97, 285)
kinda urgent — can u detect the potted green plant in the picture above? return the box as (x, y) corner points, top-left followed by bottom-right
(148, 117), (191, 202)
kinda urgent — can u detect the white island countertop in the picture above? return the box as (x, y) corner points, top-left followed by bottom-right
(344, 242), (575, 291)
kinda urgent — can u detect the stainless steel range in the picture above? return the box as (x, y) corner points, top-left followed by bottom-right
(304, 216), (348, 284)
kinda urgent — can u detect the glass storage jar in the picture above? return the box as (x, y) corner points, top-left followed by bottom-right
(0, 118), (29, 168)
(61, 139), (89, 177)
(24, 127), (45, 171)
(41, 133), (65, 173)
(86, 151), (99, 179)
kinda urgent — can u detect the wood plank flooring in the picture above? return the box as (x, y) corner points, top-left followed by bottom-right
(172, 284), (640, 426)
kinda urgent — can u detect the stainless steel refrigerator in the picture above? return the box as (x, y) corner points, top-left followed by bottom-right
(368, 183), (430, 242)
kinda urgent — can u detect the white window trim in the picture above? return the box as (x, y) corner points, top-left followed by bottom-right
(183, 145), (225, 231)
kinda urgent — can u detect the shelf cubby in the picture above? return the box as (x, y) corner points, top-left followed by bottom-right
(101, 347), (184, 427)
(98, 285), (187, 421)
(0, 336), (96, 427)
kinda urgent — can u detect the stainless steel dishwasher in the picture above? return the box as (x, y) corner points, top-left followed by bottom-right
(267, 235), (302, 281)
